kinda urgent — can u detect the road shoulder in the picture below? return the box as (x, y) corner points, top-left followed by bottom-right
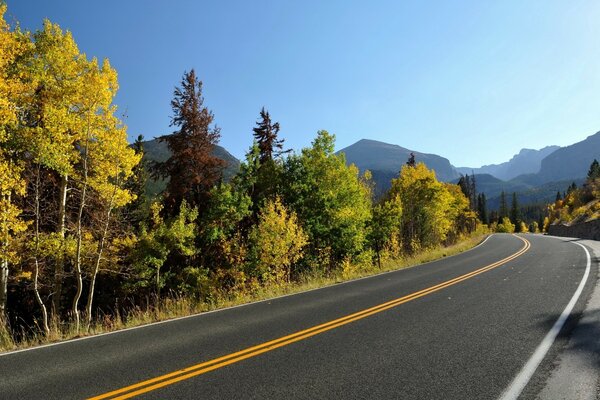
(536, 237), (600, 400)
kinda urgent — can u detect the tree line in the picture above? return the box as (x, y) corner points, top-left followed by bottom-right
(0, 7), (480, 345)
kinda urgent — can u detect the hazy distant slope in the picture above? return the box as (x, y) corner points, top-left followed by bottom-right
(339, 139), (460, 181)
(457, 146), (559, 181)
(536, 131), (600, 183)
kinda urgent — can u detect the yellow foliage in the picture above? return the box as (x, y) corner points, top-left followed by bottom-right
(250, 197), (308, 284)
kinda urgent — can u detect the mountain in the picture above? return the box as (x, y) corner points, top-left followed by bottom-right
(338, 139), (460, 194)
(535, 131), (600, 183)
(456, 146), (559, 181)
(141, 136), (240, 198)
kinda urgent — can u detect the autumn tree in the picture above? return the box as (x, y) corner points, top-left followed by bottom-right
(153, 69), (225, 215)
(0, 5), (29, 322)
(370, 193), (402, 267)
(248, 197), (307, 284)
(393, 163), (452, 252)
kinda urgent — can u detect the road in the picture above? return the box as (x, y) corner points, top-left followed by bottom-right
(0, 234), (594, 399)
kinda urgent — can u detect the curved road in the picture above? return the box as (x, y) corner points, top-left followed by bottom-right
(0, 234), (595, 399)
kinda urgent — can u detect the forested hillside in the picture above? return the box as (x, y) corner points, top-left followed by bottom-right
(0, 7), (482, 349)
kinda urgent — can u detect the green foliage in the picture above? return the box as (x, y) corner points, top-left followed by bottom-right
(370, 193), (403, 263)
(132, 201), (198, 296)
(282, 131), (372, 267)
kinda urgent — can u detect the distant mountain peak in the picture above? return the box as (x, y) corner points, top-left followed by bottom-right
(457, 145), (559, 181)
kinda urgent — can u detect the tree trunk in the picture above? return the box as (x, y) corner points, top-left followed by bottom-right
(33, 165), (49, 336)
(52, 174), (68, 317)
(85, 188), (115, 331)
(0, 259), (7, 319)
(73, 134), (90, 334)
(0, 192), (11, 320)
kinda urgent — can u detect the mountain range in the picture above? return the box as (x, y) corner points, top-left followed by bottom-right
(141, 131), (600, 209)
(455, 146), (559, 181)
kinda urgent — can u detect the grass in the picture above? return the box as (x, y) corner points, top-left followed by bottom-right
(0, 229), (489, 353)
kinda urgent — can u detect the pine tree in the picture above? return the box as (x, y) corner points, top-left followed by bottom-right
(555, 191), (562, 202)
(477, 193), (488, 224)
(587, 159), (600, 181)
(153, 69), (226, 215)
(252, 107), (285, 164)
(499, 191), (508, 220)
(406, 152), (416, 168)
(125, 134), (149, 229)
(510, 192), (520, 231)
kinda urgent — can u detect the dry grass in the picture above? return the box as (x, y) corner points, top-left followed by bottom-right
(0, 229), (489, 353)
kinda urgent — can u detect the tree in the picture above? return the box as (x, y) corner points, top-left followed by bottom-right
(0, 4), (29, 322)
(393, 163), (453, 252)
(247, 108), (288, 213)
(152, 69), (225, 215)
(510, 192), (519, 228)
(499, 191), (508, 221)
(248, 197), (307, 284)
(477, 193), (488, 225)
(283, 131), (372, 267)
(406, 152), (416, 168)
(496, 217), (515, 233)
(252, 108), (285, 164)
(133, 201), (198, 301)
(370, 193), (402, 267)
(587, 159), (600, 181)
(125, 135), (149, 230)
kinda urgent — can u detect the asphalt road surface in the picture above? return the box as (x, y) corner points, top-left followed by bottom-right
(0, 234), (594, 399)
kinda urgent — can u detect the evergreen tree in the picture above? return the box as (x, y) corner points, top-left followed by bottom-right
(499, 191), (508, 220)
(152, 69), (225, 215)
(458, 173), (477, 210)
(252, 107), (286, 163)
(555, 191), (562, 202)
(587, 159), (600, 181)
(510, 192), (520, 231)
(406, 152), (416, 168)
(125, 134), (149, 229)
(477, 193), (488, 224)
(248, 108), (287, 213)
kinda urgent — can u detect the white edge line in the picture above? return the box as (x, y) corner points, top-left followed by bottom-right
(498, 240), (592, 400)
(0, 234), (494, 358)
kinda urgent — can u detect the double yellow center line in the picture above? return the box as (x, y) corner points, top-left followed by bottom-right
(90, 235), (530, 400)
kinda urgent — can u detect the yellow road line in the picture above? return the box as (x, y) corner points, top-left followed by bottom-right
(89, 235), (530, 400)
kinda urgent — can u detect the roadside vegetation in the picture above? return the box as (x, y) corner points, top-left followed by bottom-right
(0, 6), (485, 351)
(545, 160), (600, 227)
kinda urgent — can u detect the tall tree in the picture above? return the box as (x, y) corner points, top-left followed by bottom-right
(587, 159), (600, 181)
(153, 69), (225, 215)
(499, 191), (508, 220)
(510, 192), (520, 230)
(125, 134), (149, 229)
(0, 4), (28, 321)
(252, 107), (285, 164)
(477, 193), (488, 225)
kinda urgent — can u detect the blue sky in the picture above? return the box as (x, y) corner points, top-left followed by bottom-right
(7, 1), (600, 167)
